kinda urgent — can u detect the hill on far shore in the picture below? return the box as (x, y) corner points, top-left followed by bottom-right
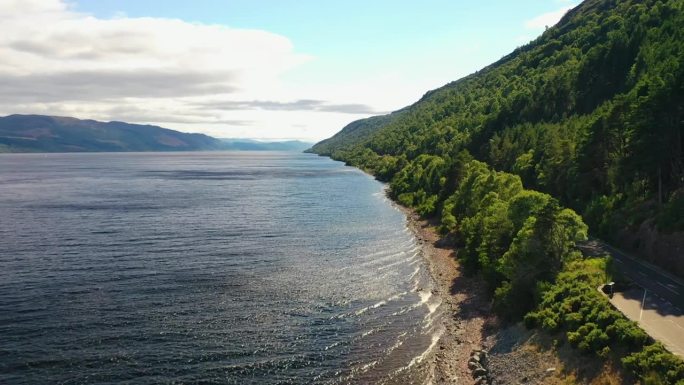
(0, 114), (225, 153)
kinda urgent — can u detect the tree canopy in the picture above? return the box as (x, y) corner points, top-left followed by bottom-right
(310, 0), (684, 262)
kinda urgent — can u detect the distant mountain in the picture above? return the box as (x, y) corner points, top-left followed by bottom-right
(219, 138), (312, 151)
(0, 114), (225, 153)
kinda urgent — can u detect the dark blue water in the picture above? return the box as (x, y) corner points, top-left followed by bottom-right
(0, 152), (442, 384)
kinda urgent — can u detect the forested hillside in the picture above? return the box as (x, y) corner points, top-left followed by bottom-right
(311, 0), (684, 382)
(310, 0), (684, 276)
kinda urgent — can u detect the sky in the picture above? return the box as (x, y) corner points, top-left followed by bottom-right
(0, 0), (577, 141)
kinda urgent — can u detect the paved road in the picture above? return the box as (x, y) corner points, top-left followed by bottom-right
(610, 288), (684, 357)
(579, 240), (684, 310)
(579, 239), (684, 356)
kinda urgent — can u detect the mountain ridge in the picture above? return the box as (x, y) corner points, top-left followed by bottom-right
(310, 0), (684, 276)
(0, 114), (224, 153)
(0, 114), (312, 153)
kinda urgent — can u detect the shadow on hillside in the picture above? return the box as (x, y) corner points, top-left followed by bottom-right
(448, 262), (491, 322)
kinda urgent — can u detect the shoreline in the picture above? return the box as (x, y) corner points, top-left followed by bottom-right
(396, 206), (627, 385)
(398, 205), (495, 384)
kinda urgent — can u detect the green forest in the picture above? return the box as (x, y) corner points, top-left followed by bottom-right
(312, 0), (683, 264)
(310, 0), (684, 382)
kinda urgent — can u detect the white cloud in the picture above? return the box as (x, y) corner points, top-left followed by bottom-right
(524, 5), (576, 30)
(0, 0), (66, 16)
(0, 1), (512, 141)
(0, 0), (384, 140)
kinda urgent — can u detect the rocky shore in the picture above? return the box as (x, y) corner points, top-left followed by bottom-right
(401, 207), (625, 385)
(401, 208), (494, 384)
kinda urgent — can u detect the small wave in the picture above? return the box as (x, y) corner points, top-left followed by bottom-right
(422, 307), (441, 330)
(423, 293), (441, 316)
(377, 252), (419, 271)
(388, 291), (408, 302)
(354, 241), (414, 261)
(340, 291), (408, 319)
(324, 341), (342, 351)
(350, 248), (414, 270)
(385, 332), (407, 354)
(355, 299), (387, 316)
(391, 306), (411, 316)
(411, 278), (421, 293)
(418, 290), (432, 306)
(428, 301), (440, 315)
(396, 329), (443, 373)
(391, 289), (436, 317)
(359, 360), (378, 372)
(409, 257), (422, 266)
(339, 249), (407, 271)
(409, 266), (421, 280)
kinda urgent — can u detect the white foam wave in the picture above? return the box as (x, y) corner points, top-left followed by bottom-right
(324, 340), (342, 351)
(337, 291), (407, 319)
(422, 307), (441, 330)
(426, 297), (440, 315)
(393, 288), (434, 316)
(396, 329), (443, 373)
(339, 249), (407, 271)
(408, 266), (421, 280)
(359, 360), (377, 372)
(385, 331), (407, 354)
(390, 291), (407, 301)
(411, 279), (421, 293)
(377, 251), (419, 271)
(391, 307), (410, 316)
(355, 299), (387, 316)
(418, 290), (432, 306)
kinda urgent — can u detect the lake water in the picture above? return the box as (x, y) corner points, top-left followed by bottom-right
(0, 152), (442, 384)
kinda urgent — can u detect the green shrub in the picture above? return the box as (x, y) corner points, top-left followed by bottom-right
(524, 311), (539, 329)
(529, 258), (684, 383)
(622, 343), (684, 384)
(598, 346), (611, 359)
(564, 312), (583, 329)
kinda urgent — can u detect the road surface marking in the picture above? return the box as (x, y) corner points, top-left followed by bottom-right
(640, 289), (647, 321)
(657, 282), (680, 295)
(668, 319), (684, 332)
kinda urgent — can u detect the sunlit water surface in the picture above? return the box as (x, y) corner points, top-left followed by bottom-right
(0, 152), (442, 384)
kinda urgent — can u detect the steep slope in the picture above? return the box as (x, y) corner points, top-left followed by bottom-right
(311, 0), (684, 275)
(307, 112), (398, 156)
(0, 114), (225, 152)
(309, 1), (684, 381)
